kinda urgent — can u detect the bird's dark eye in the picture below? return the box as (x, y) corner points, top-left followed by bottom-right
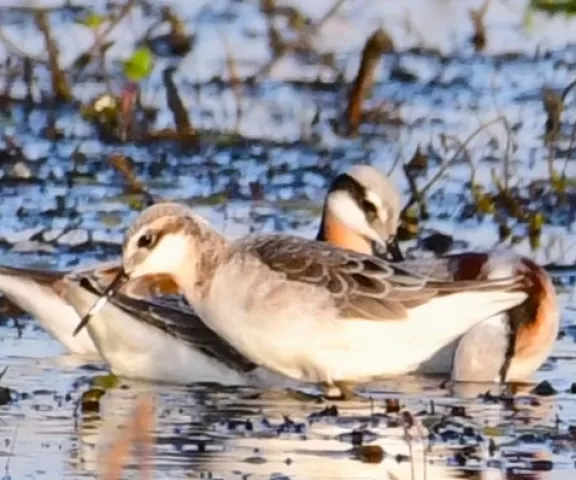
(137, 233), (156, 249)
(362, 200), (377, 220)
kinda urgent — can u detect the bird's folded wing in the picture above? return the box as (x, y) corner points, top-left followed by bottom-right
(239, 235), (526, 322)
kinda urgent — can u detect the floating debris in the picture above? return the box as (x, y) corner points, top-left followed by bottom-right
(80, 387), (106, 414)
(530, 380), (558, 396)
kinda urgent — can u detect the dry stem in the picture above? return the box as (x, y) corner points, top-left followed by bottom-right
(34, 10), (72, 101)
(346, 29), (394, 136)
(401, 116), (506, 216)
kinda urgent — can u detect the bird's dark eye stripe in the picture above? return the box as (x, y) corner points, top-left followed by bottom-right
(329, 173), (379, 216)
(329, 174), (365, 204)
(362, 199), (377, 213)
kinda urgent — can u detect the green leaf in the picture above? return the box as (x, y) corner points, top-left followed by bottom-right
(124, 47), (154, 82)
(81, 12), (105, 29)
(91, 373), (120, 389)
(530, 0), (576, 14)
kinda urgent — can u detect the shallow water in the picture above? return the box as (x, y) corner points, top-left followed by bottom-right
(1, 0), (576, 478)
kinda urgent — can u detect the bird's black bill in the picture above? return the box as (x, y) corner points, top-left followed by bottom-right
(72, 269), (129, 337)
(372, 236), (404, 262)
(386, 236), (404, 262)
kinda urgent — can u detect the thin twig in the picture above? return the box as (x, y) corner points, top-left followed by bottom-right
(387, 149), (404, 177)
(561, 77), (576, 103)
(70, 0), (137, 70)
(500, 115), (514, 191)
(547, 133), (556, 181)
(542, 87), (563, 180)
(162, 67), (195, 137)
(488, 72), (514, 191)
(401, 116), (505, 215)
(34, 10), (72, 101)
(564, 120), (576, 177)
(108, 153), (148, 196)
(401, 412), (416, 480)
(252, 0), (347, 80)
(561, 78), (576, 177)
(4, 416), (19, 477)
(220, 32), (244, 132)
(442, 134), (476, 187)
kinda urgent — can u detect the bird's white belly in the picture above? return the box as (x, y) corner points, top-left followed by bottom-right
(201, 272), (528, 385)
(92, 310), (251, 385)
(66, 285), (255, 386)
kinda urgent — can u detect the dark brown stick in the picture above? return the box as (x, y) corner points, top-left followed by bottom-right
(162, 67), (194, 137)
(346, 29), (394, 136)
(34, 10), (72, 101)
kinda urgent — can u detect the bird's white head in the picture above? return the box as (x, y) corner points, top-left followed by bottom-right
(121, 202), (216, 282)
(323, 165), (401, 248)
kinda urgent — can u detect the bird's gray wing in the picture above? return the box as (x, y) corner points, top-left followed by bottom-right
(238, 235), (525, 321)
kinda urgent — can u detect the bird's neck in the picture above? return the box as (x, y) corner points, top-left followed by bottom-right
(317, 208), (373, 255)
(173, 230), (229, 306)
